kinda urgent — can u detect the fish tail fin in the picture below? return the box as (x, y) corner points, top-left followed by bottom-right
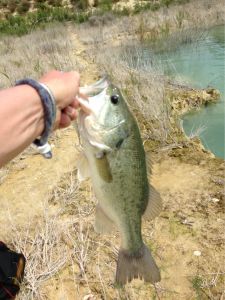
(115, 243), (160, 285)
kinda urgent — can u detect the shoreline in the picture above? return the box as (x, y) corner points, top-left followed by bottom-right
(75, 0), (224, 161)
(166, 85), (221, 159)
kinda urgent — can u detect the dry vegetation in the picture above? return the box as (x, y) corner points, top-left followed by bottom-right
(0, 23), (81, 88)
(0, 1), (225, 299)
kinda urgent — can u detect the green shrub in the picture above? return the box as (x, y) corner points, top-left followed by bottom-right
(133, 1), (162, 14)
(175, 0), (190, 3)
(162, 0), (174, 7)
(71, 0), (89, 10)
(0, 0), (8, 9)
(0, 0), (190, 37)
(150, 2), (160, 11)
(17, 0), (30, 14)
(7, 0), (19, 13)
(98, 0), (113, 12)
(0, 7), (90, 36)
(114, 7), (130, 16)
(47, 0), (62, 7)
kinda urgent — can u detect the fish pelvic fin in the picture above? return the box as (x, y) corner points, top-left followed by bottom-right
(115, 244), (161, 285)
(77, 152), (90, 182)
(94, 204), (115, 234)
(143, 185), (162, 221)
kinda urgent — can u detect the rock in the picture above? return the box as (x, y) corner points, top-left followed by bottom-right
(88, 0), (98, 7)
(205, 88), (220, 99)
(167, 86), (220, 116)
(211, 197), (220, 203)
(202, 90), (211, 102)
(193, 250), (201, 256)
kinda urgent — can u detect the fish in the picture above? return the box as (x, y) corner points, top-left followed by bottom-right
(77, 77), (162, 285)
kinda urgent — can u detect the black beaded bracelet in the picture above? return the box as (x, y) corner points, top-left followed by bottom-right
(15, 79), (56, 148)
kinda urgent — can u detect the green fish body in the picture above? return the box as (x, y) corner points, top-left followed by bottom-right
(77, 78), (162, 284)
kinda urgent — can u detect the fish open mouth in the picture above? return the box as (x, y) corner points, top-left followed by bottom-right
(78, 110), (112, 152)
(77, 76), (109, 115)
(77, 94), (92, 115)
(77, 77), (126, 151)
(77, 78), (112, 151)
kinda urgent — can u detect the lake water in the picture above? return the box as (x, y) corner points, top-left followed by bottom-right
(158, 25), (225, 158)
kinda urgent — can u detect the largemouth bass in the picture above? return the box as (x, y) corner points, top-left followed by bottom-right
(77, 77), (162, 285)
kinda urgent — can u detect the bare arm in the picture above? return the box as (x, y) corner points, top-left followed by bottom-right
(0, 71), (80, 167)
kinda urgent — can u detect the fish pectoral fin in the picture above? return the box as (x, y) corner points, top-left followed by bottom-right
(143, 185), (162, 220)
(76, 152), (90, 182)
(94, 204), (115, 234)
(94, 155), (113, 183)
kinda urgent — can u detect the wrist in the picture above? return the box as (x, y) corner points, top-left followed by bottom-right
(15, 85), (45, 137)
(16, 79), (56, 147)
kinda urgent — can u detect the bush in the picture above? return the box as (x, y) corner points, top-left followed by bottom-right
(47, 0), (62, 7)
(0, 0), (8, 9)
(133, 2), (161, 14)
(162, 0), (174, 7)
(7, 0), (19, 13)
(0, 7), (90, 36)
(98, 0), (113, 12)
(17, 0), (30, 14)
(71, 0), (89, 10)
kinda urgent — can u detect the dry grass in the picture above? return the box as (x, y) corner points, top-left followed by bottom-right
(86, 41), (171, 144)
(1, 1), (224, 298)
(5, 170), (95, 299)
(6, 166), (224, 299)
(77, 0), (225, 46)
(0, 23), (81, 88)
(75, 0), (225, 146)
(9, 210), (69, 300)
(5, 170), (159, 299)
(0, 22), (82, 180)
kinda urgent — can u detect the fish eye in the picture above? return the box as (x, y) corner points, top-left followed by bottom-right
(110, 94), (119, 105)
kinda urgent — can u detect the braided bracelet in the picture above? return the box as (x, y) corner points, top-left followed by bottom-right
(15, 79), (57, 158)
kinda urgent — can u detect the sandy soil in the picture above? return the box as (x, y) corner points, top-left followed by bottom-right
(0, 25), (224, 300)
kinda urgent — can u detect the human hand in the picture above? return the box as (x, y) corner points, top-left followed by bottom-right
(39, 70), (80, 129)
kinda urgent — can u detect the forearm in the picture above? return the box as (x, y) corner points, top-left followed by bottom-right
(0, 85), (44, 167)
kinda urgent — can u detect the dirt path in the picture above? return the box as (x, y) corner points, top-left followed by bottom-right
(0, 27), (99, 238)
(152, 157), (225, 298)
(0, 128), (79, 238)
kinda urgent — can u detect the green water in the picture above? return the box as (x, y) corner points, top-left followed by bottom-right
(159, 25), (225, 158)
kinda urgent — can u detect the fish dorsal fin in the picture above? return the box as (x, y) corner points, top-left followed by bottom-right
(143, 185), (162, 220)
(77, 152), (90, 182)
(94, 204), (115, 234)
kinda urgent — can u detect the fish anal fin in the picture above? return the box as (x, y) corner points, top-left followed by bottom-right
(94, 204), (115, 234)
(115, 244), (161, 285)
(143, 185), (162, 220)
(146, 153), (153, 178)
(77, 152), (90, 182)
